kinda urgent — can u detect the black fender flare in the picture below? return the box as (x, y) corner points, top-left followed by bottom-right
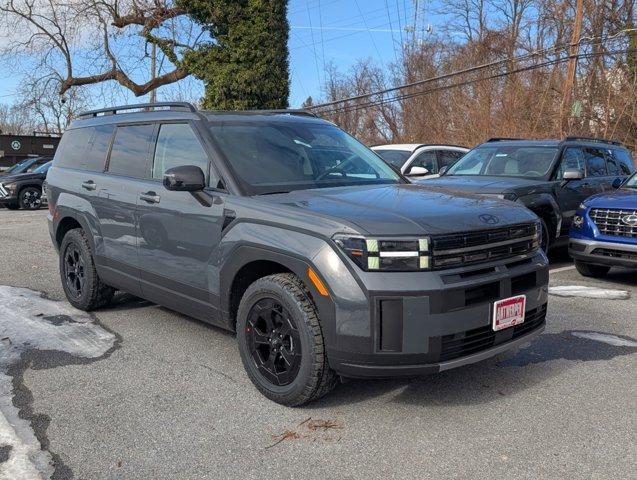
(518, 194), (562, 241)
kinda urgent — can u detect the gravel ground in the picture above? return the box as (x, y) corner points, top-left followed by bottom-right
(0, 209), (635, 480)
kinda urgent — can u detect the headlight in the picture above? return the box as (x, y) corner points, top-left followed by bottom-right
(1, 182), (16, 194)
(333, 234), (431, 271)
(573, 215), (584, 228)
(480, 193), (517, 201)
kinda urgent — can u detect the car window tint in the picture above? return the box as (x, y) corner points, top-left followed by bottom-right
(107, 124), (154, 178)
(584, 148), (608, 177)
(152, 124), (209, 181)
(54, 128), (94, 170)
(373, 149), (411, 168)
(410, 150), (437, 173)
(606, 154), (621, 176)
(438, 150), (464, 168)
(556, 147), (585, 179)
(87, 125), (115, 172)
(613, 149), (634, 175)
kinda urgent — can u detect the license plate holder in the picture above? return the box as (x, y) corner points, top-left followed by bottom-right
(492, 295), (526, 331)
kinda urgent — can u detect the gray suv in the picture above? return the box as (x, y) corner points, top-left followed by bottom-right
(47, 103), (549, 406)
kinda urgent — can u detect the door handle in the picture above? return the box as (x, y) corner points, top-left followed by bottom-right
(139, 192), (161, 204)
(81, 180), (96, 191)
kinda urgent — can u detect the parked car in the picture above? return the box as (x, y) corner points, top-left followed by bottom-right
(47, 102), (548, 406)
(418, 137), (635, 251)
(0, 156), (52, 176)
(569, 171), (637, 277)
(371, 144), (468, 179)
(0, 160), (52, 210)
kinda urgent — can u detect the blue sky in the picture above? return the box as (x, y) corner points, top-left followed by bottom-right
(0, 1), (445, 108)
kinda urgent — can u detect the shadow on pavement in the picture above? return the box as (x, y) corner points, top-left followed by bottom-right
(311, 329), (636, 408)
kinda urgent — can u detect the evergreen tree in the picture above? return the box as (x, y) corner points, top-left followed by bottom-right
(181, 0), (290, 110)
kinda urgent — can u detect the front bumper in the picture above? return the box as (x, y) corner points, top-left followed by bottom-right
(325, 250), (549, 378)
(569, 238), (637, 268)
(0, 183), (17, 204)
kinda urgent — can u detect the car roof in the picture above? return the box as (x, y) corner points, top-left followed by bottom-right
(371, 144), (469, 151)
(476, 138), (626, 149)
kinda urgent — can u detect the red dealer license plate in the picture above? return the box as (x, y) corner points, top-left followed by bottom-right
(492, 295), (526, 331)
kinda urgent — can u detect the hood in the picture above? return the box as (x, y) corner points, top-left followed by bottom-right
(0, 172), (43, 183)
(419, 175), (548, 194)
(584, 188), (637, 210)
(260, 183), (537, 236)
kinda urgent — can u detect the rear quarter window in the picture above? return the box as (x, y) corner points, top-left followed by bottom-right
(54, 125), (114, 172)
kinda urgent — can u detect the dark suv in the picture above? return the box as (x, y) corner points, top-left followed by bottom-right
(0, 159), (52, 210)
(420, 138), (635, 251)
(47, 103), (549, 406)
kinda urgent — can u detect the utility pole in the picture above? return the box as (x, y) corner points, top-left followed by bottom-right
(561, 0), (584, 136)
(413, 0), (420, 44)
(149, 42), (157, 104)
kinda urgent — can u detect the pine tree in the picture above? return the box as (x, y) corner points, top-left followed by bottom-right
(181, 0), (290, 110)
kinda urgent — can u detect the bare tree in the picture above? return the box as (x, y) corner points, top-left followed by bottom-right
(0, 0), (207, 98)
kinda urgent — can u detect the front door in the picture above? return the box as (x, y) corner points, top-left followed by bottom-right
(137, 122), (224, 322)
(553, 146), (600, 234)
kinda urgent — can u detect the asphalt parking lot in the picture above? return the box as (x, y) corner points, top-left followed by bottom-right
(0, 208), (635, 480)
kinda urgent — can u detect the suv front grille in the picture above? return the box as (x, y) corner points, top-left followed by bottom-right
(431, 223), (540, 269)
(590, 208), (637, 238)
(439, 304), (547, 362)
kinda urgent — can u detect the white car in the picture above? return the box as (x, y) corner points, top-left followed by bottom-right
(371, 144), (469, 179)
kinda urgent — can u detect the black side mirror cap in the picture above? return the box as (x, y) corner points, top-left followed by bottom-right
(163, 165), (206, 192)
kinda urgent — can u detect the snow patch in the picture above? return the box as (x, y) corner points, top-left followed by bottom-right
(548, 285), (630, 300)
(0, 286), (116, 479)
(571, 331), (637, 348)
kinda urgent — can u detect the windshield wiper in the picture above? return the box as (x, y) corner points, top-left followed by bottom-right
(257, 190), (291, 195)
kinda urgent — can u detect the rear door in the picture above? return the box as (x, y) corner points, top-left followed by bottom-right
(137, 121), (225, 321)
(93, 123), (156, 295)
(583, 146), (612, 193)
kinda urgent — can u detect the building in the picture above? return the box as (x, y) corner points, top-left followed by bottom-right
(0, 132), (61, 168)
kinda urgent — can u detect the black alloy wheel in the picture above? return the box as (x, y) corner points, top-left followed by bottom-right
(19, 187), (42, 210)
(245, 298), (302, 386)
(63, 243), (86, 300)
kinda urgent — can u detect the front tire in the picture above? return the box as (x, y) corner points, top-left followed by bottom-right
(236, 273), (337, 406)
(59, 228), (115, 310)
(574, 260), (610, 278)
(18, 187), (42, 210)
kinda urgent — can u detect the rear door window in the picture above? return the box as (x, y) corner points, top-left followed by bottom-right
(152, 123), (210, 180)
(107, 124), (155, 178)
(54, 126), (114, 171)
(438, 150), (464, 169)
(584, 148), (608, 177)
(606, 154), (621, 176)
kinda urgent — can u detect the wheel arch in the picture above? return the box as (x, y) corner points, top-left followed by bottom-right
(519, 194), (562, 243)
(220, 245), (334, 332)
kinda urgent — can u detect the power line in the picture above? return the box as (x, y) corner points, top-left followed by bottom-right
(353, 0), (384, 65)
(309, 30), (635, 110)
(316, 47), (634, 115)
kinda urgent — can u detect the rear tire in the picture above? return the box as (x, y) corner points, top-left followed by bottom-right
(18, 187), (42, 210)
(59, 228), (115, 310)
(574, 260), (610, 278)
(236, 273), (338, 406)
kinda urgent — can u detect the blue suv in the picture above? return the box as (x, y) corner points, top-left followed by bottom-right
(569, 171), (637, 277)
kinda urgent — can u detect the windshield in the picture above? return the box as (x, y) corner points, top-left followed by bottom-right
(624, 172), (637, 189)
(209, 121), (403, 194)
(446, 145), (559, 178)
(373, 149), (412, 168)
(33, 161), (52, 174)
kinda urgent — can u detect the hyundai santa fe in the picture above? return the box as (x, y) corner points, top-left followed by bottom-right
(46, 103), (549, 406)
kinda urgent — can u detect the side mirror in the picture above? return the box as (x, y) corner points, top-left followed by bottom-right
(612, 177), (623, 189)
(407, 166), (430, 176)
(439, 165), (449, 176)
(562, 169), (584, 181)
(163, 165), (206, 192)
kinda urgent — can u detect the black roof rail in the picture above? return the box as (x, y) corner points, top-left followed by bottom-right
(78, 102), (197, 119)
(486, 137), (523, 142)
(205, 109), (318, 118)
(563, 136), (623, 146)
